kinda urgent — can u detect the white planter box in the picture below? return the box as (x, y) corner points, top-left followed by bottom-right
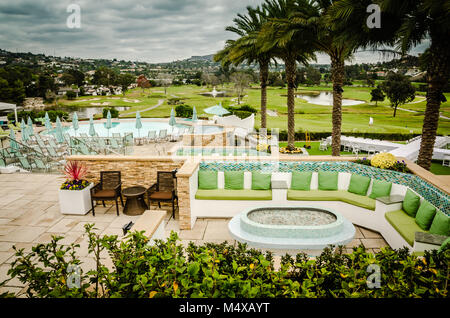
(58, 183), (94, 215)
(0, 166), (19, 174)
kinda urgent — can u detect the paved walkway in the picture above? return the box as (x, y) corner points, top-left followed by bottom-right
(119, 99), (165, 117)
(0, 173), (388, 296)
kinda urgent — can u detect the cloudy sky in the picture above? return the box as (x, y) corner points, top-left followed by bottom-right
(0, 0), (429, 64)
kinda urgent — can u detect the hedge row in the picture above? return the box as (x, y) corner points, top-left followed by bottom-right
(2, 225), (448, 298)
(268, 129), (421, 142)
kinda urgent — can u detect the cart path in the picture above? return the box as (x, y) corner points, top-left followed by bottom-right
(119, 99), (165, 117)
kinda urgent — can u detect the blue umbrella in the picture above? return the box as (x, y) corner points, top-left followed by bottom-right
(27, 117), (34, 136)
(54, 116), (64, 143)
(72, 112), (79, 136)
(105, 110), (112, 137)
(89, 115), (96, 137)
(44, 112), (52, 132)
(192, 106), (198, 122)
(20, 118), (29, 142)
(135, 111), (142, 138)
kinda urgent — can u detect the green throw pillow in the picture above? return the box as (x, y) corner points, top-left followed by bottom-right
(415, 200), (437, 230)
(369, 180), (392, 199)
(198, 170), (218, 190)
(429, 212), (450, 236)
(438, 237), (450, 253)
(347, 174), (371, 196)
(318, 171), (338, 191)
(402, 189), (421, 217)
(252, 172), (271, 190)
(224, 171), (244, 190)
(291, 171), (312, 191)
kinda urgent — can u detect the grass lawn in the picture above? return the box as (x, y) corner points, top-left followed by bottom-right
(430, 161), (450, 175)
(278, 141), (355, 156)
(56, 84), (450, 135)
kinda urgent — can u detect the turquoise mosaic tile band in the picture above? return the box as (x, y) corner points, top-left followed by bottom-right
(199, 161), (450, 215)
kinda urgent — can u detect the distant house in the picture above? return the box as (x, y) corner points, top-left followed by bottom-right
(58, 87), (80, 97)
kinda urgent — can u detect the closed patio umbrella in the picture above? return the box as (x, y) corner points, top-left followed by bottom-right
(72, 112), (79, 136)
(44, 112), (52, 131)
(169, 108), (177, 134)
(55, 116), (64, 143)
(27, 117), (34, 136)
(192, 106), (198, 122)
(105, 110), (112, 137)
(20, 118), (29, 142)
(135, 111), (142, 138)
(89, 115), (96, 137)
(9, 129), (18, 153)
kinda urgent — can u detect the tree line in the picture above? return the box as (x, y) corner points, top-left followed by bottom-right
(214, 0), (450, 171)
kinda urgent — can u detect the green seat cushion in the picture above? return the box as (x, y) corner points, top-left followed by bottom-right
(414, 200), (437, 230)
(224, 171), (244, 190)
(290, 171), (312, 191)
(287, 190), (376, 211)
(429, 212), (450, 236)
(385, 210), (426, 246)
(195, 189), (272, 201)
(369, 180), (392, 199)
(198, 170), (218, 190)
(402, 189), (421, 217)
(348, 174), (371, 196)
(318, 171), (338, 191)
(438, 237), (450, 253)
(251, 172), (271, 190)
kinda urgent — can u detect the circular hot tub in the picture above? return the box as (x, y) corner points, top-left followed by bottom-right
(228, 206), (355, 250)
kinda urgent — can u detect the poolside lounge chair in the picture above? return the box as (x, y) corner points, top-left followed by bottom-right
(17, 156), (36, 171)
(8, 124), (20, 131)
(157, 129), (169, 142)
(112, 133), (121, 138)
(90, 171), (124, 216)
(146, 130), (157, 143)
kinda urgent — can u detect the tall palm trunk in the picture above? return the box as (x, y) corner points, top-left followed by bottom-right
(331, 56), (344, 156)
(259, 59), (269, 129)
(417, 39), (450, 170)
(285, 55), (297, 151)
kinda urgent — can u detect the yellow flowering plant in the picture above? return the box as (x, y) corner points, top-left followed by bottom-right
(370, 153), (398, 169)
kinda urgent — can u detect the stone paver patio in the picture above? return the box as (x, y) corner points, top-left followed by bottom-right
(0, 173), (388, 295)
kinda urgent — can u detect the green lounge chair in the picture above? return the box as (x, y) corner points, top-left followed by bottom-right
(146, 130), (157, 143)
(17, 156), (36, 171)
(8, 124), (20, 131)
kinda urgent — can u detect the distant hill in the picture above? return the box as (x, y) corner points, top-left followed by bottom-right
(185, 54), (215, 62)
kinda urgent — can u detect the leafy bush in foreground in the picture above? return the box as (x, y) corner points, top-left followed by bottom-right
(1, 224), (448, 298)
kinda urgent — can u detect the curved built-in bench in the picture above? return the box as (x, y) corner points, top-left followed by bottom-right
(287, 190), (376, 211)
(190, 169), (449, 252)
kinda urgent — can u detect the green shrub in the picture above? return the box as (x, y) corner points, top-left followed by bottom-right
(8, 110), (69, 123)
(66, 91), (77, 100)
(274, 129), (420, 142)
(175, 104), (193, 118)
(2, 224), (448, 298)
(167, 98), (185, 105)
(102, 108), (119, 118)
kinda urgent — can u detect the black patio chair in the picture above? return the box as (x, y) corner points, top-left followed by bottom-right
(90, 171), (124, 216)
(147, 169), (178, 218)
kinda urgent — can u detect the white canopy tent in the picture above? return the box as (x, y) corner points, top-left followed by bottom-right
(0, 102), (18, 123)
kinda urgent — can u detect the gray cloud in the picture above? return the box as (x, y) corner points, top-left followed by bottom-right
(0, 0), (428, 63)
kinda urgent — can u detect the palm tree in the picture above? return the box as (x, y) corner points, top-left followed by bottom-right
(214, 6), (275, 129)
(258, 0), (317, 151)
(271, 0), (358, 156)
(330, 0), (450, 170)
